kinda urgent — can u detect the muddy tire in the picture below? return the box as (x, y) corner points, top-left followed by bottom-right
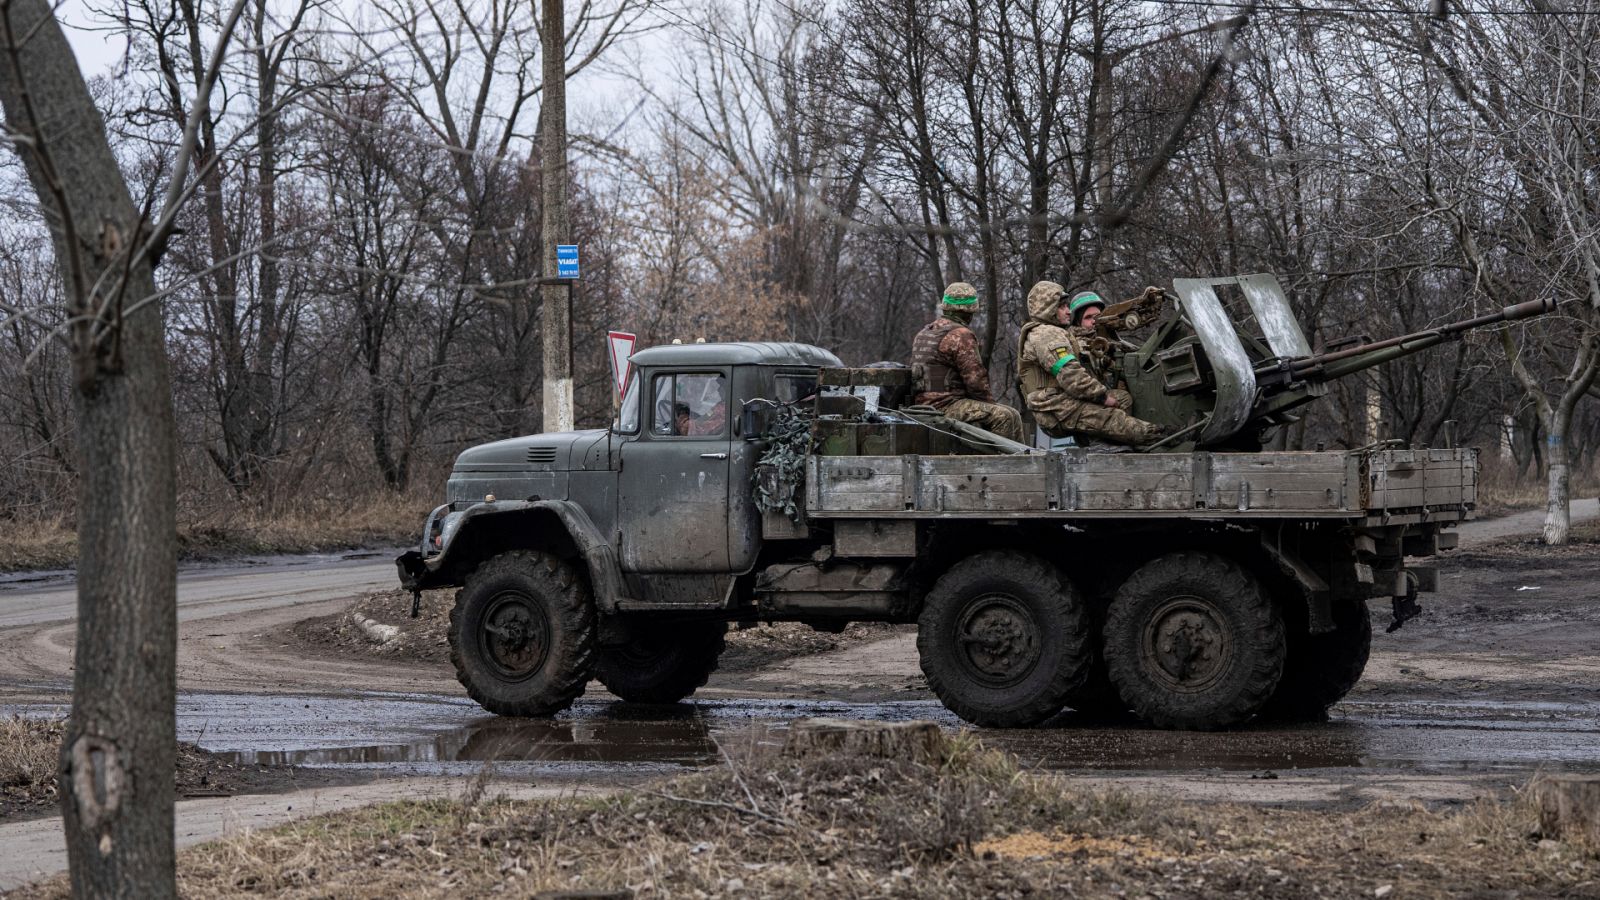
(449, 550), (595, 717)
(1103, 552), (1284, 730)
(917, 550), (1090, 728)
(1259, 598), (1372, 722)
(595, 620), (727, 704)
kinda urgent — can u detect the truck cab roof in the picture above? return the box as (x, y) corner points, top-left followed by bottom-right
(628, 341), (842, 368)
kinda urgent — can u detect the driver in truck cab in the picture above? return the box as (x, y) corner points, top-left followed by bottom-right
(1018, 281), (1166, 448)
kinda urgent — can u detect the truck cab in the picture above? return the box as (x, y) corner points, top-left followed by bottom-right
(397, 342), (851, 717)
(402, 341), (838, 601)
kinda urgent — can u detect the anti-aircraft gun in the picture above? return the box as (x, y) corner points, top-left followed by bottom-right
(1101, 274), (1555, 452)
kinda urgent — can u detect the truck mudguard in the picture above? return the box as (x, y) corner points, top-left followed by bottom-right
(396, 500), (627, 612)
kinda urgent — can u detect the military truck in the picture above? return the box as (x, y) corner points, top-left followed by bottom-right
(398, 274), (1551, 730)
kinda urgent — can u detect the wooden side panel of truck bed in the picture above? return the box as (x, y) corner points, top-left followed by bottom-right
(804, 449), (1476, 521)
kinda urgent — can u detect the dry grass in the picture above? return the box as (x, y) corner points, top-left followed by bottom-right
(0, 717), (62, 817)
(0, 492), (428, 574)
(15, 730), (1596, 899)
(0, 517), (77, 574)
(1475, 517), (1600, 557)
(1476, 459), (1600, 518)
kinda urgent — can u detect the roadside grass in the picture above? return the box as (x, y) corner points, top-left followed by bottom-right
(293, 587), (903, 673)
(1475, 517), (1600, 557)
(0, 717), (62, 818)
(0, 493), (428, 574)
(1476, 462), (1599, 518)
(16, 730), (1596, 899)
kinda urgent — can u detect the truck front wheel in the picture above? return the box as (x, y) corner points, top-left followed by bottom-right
(595, 620), (727, 704)
(917, 551), (1090, 728)
(449, 550), (596, 717)
(1103, 552), (1284, 730)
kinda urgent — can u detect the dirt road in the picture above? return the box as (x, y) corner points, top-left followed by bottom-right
(0, 549), (454, 702)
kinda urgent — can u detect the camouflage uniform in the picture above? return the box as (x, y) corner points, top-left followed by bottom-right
(1017, 281), (1164, 446)
(910, 282), (1024, 443)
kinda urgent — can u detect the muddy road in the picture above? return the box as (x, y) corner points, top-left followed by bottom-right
(2, 502), (1598, 811)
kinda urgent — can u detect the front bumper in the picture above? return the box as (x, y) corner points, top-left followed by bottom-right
(396, 549), (433, 592)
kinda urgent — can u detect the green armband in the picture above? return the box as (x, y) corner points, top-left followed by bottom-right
(1049, 354), (1076, 375)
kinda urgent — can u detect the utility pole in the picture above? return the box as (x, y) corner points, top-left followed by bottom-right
(540, 0), (574, 432)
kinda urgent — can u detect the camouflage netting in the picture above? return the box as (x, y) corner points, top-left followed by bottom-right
(754, 404), (812, 521)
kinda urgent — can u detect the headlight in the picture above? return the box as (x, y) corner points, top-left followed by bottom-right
(437, 511), (466, 551)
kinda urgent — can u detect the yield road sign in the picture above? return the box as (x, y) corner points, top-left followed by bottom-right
(607, 331), (636, 402)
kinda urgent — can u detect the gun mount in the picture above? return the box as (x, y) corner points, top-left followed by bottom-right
(1112, 274), (1554, 452)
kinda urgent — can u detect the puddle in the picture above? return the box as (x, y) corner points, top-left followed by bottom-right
(186, 692), (1600, 777)
(8, 691), (1598, 778)
(216, 708), (725, 768)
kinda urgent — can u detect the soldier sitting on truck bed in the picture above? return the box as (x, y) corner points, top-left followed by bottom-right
(1066, 291), (1138, 415)
(1018, 281), (1165, 447)
(909, 281), (1024, 442)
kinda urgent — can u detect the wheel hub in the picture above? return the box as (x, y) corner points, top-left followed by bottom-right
(1144, 597), (1229, 691)
(481, 592), (551, 681)
(956, 594), (1040, 687)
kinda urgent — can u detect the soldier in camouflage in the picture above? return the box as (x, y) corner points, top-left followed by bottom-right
(1064, 291), (1134, 412)
(1017, 281), (1165, 447)
(909, 282), (1024, 443)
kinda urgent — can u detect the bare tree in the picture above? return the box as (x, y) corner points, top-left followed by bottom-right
(0, 0), (246, 892)
(105, 0), (320, 494)
(1343, 5), (1600, 542)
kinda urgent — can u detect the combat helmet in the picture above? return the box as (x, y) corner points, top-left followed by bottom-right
(940, 282), (979, 321)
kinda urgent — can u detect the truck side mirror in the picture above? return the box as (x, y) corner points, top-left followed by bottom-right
(740, 400), (771, 440)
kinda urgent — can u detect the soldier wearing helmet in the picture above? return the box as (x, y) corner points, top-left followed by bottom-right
(908, 282), (1024, 443)
(1017, 281), (1165, 447)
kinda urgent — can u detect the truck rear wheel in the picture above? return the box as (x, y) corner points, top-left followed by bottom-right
(449, 550), (596, 717)
(1259, 598), (1372, 721)
(1103, 552), (1284, 730)
(917, 551), (1090, 728)
(595, 620), (727, 704)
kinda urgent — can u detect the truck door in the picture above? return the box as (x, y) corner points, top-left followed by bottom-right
(617, 369), (733, 572)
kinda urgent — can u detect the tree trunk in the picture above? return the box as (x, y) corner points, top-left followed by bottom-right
(782, 718), (948, 764)
(1543, 424), (1570, 546)
(0, 2), (179, 895)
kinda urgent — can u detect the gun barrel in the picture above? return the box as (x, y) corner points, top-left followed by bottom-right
(1272, 297), (1554, 380)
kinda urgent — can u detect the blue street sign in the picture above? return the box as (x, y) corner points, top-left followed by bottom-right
(556, 244), (579, 279)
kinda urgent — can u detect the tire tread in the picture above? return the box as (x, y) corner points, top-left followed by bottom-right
(1103, 551), (1284, 730)
(448, 549), (595, 717)
(917, 550), (1090, 728)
